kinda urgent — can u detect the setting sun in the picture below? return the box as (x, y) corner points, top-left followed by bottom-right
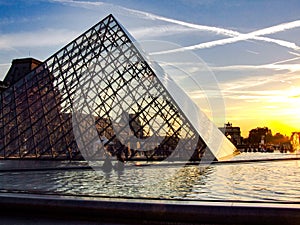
(222, 86), (300, 137)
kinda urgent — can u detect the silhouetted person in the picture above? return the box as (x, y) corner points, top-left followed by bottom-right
(102, 154), (113, 173)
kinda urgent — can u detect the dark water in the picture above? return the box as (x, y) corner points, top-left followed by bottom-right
(0, 152), (300, 203)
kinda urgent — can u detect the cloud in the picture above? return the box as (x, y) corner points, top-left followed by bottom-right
(52, 0), (239, 35)
(49, 0), (300, 53)
(208, 57), (300, 98)
(130, 25), (197, 39)
(220, 72), (300, 92)
(151, 20), (300, 54)
(254, 36), (300, 51)
(123, 5), (300, 52)
(0, 28), (77, 50)
(246, 50), (259, 55)
(50, 0), (104, 7)
(53, 0), (300, 54)
(233, 56), (300, 77)
(210, 62), (300, 73)
(252, 20), (300, 36)
(291, 94), (300, 98)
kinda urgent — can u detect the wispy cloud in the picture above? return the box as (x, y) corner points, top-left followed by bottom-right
(126, 8), (300, 52)
(0, 28), (77, 50)
(210, 61), (300, 73)
(191, 87), (300, 112)
(210, 64), (273, 72)
(51, 0), (104, 7)
(153, 20), (300, 54)
(220, 72), (300, 92)
(129, 11), (300, 52)
(51, 0), (300, 52)
(291, 94), (300, 98)
(246, 50), (259, 55)
(54, 0), (240, 36)
(130, 25), (196, 39)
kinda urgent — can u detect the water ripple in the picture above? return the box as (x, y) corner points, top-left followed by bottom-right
(0, 153), (300, 203)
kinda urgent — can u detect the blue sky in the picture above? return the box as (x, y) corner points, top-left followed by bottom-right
(0, 0), (300, 136)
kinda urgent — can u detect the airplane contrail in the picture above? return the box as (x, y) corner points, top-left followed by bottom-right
(150, 20), (300, 54)
(117, 4), (300, 52)
(53, 0), (300, 52)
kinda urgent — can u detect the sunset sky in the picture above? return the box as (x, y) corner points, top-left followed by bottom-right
(0, 0), (300, 137)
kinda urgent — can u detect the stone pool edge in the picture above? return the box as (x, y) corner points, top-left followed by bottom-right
(0, 193), (299, 225)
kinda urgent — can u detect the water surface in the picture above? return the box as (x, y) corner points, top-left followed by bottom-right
(0, 152), (300, 203)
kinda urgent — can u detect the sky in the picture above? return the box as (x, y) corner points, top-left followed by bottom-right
(0, 0), (300, 137)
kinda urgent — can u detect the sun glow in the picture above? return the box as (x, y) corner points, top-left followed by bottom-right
(223, 84), (300, 137)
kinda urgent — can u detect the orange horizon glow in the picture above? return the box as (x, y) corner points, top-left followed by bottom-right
(225, 95), (300, 138)
(237, 120), (299, 138)
(219, 85), (300, 138)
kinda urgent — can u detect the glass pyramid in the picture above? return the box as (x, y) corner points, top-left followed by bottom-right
(0, 14), (237, 161)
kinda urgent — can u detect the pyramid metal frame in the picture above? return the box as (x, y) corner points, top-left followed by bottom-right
(0, 14), (227, 160)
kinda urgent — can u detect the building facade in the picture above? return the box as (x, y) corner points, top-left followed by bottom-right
(291, 132), (300, 151)
(219, 122), (242, 146)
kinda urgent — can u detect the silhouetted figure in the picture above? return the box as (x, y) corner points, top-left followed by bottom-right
(114, 160), (125, 173)
(102, 154), (113, 173)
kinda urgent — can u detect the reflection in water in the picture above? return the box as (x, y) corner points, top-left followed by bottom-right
(0, 154), (300, 202)
(158, 166), (213, 199)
